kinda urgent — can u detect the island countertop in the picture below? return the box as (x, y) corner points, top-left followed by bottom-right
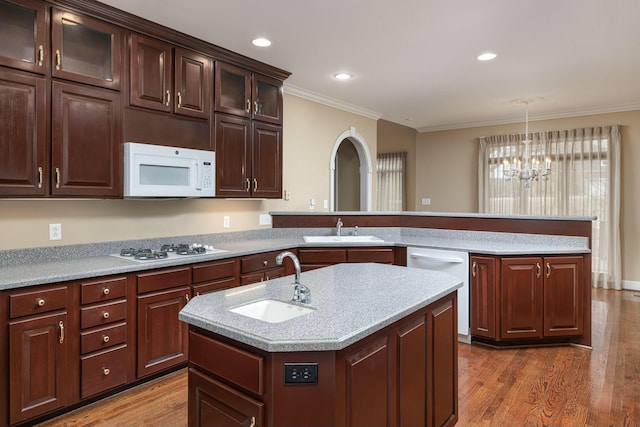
(178, 262), (462, 352)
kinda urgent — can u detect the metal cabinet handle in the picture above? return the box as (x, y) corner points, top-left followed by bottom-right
(185, 293), (190, 303)
(263, 260), (268, 266)
(55, 49), (61, 70)
(253, 178), (258, 192)
(165, 90), (170, 107)
(103, 287), (110, 295)
(102, 311), (110, 319)
(37, 298), (45, 307)
(103, 368), (110, 376)
(246, 99), (251, 113)
(177, 92), (182, 108)
(536, 263), (541, 278)
(254, 101), (258, 114)
(55, 167), (61, 188)
(103, 335), (110, 343)
(37, 166), (43, 188)
(59, 321), (64, 344)
(472, 261), (477, 277)
(38, 45), (44, 66)
(546, 262), (551, 278)
(245, 178), (250, 192)
(250, 416), (256, 427)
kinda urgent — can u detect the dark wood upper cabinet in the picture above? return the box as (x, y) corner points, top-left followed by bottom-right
(215, 62), (283, 125)
(51, 81), (122, 197)
(130, 34), (212, 119)
(251, 121), (282, 198)
(51, 8), (123, 90)
(0, 69), (48, 196)
(0, 0), (49, 74)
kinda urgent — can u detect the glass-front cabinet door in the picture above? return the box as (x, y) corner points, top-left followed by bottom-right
(0, 0), (49, 74)
(51, 8), (123, 90)
(252, 73), (282, 125)
(215, 62), (251, 118)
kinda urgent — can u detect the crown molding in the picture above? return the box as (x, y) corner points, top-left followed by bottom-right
(283, 84), (383, 121)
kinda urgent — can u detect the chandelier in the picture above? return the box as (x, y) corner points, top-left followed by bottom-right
(503, 101), (551, 188)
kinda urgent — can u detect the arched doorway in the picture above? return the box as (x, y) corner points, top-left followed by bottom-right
(329, 127), (373, 211)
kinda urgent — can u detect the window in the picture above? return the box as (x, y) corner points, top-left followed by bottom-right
(376, 152), (406, 211)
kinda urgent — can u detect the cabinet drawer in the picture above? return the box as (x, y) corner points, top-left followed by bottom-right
(9, 285), (67, 318)
(348, 248), (394, 264)
(81, 322), (127, 354)
(81, 344), (128, 399)
(137, 267), (191, 294)
(189, 331), (264, 396)
(193, 278), (238, 296)
(241, 251), (282, 274)
(81, 276), (127, 304)
(192, 259), (237, 284)
(81, 299), (127, 329)
(299, 248), (347, 264)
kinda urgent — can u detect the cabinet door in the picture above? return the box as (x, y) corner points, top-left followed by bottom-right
(0, 0), (49, 74)
(500, 257), (543, 340)
(252, 121), (282, 198)
(51, 81), (121, 197)
(188, 368), (263, 427)
(174, 48), (212, 119)
(0, 69), (47, 196)
(137, 286), (190, 378)
(214, 62), (251, 118)
(9, 312), (70, 424)
(215, 114), (251, 197)
(51, 8), (122, 90)
(470, 256), (497, 339)
(543, 256), (584, 337)
(252, 73), (282, 124)
(130, 34), (172, 112)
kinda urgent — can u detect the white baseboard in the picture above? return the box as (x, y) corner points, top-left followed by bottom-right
(622, 280), (640, 291)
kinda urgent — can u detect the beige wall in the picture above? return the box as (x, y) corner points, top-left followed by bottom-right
(415, 110), (640, 282)
(377, 120), (417, 211)
(0, 94), (378, 250)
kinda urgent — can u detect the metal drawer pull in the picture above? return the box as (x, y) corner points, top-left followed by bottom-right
(536, 263), (541, 278)
(250, 416), (256, 427)
(165, 90), (170, 106)
(59, 321), (64, 344)
(103, 368), (110, 376)
(546, 263), (551, 278)
(103, 335), (110, 343)
(55, 168), (61, 188)
(472, 261), (477, 277)
(263, 260), (268, 266)
(37, 298), (45, 307)
(55, 49), (61, 70)
(37, 166), (43, 188)
(102, 311), (110, 319)
(103, 288), (110, 295)
(38, 45), (44, 66)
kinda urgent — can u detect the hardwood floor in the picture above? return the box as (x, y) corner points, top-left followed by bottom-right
(37, 288), (639, 427)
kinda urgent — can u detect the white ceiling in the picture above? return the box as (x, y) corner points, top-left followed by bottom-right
(98, 0), (640, 132)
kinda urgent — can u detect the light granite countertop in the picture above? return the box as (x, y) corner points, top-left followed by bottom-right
(178, 262), (463, 352)
(0, 227), (590, 291)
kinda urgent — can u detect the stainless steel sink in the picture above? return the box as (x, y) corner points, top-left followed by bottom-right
(303, 235), (384, 243)
(229, 299), (315, 323)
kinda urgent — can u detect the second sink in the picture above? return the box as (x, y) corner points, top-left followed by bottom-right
(229, 299), (315, 323)
(303, 235), (384, 243)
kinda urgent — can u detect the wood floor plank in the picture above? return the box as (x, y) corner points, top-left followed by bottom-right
(37, 288), (640, 427)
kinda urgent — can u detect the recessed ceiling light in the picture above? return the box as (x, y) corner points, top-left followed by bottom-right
(477, 52), (497, 61)
(333, 73), (353, 80)
(252, 37), (271, 47)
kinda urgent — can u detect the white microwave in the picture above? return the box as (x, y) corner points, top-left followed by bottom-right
(123, 142), (215, 198)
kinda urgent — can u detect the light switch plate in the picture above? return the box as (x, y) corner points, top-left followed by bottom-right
(259, 214), (271, 226)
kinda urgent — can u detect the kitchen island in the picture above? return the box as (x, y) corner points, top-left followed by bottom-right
(179, 262), (462, 427)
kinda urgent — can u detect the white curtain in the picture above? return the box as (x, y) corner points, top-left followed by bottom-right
(377, 152), (406, 211)
(478, 125), (621, 289)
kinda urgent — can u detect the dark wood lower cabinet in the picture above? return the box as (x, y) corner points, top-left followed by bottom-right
(188, 292), (458, 427)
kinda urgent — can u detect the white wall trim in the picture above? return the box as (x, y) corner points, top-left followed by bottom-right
(329, 127), (373, 212)
(284, 83), (383, 121)
(622, 280), (640, 292)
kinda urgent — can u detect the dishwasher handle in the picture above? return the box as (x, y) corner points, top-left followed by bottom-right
(409, 253), (465, 264)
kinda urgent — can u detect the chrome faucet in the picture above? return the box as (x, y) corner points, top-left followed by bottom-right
(275, 251), (311, 304)
(336, 217), (343, 236)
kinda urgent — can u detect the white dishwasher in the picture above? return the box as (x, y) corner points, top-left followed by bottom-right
(407, 247), (470, 343)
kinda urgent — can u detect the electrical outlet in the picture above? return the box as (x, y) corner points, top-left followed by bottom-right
(223, 216), (230, 228)
(259, 214), (271, 226)
(49, 223), (62, 241)
(284, 363), (318, 384)
(421, 198), (431, 206)
(323, 200), (328, 209)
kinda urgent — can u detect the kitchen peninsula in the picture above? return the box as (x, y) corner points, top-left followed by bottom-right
(179, 262), (462, 427)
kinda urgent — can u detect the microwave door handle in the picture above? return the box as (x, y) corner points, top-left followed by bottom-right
(194, 161), (202, 190)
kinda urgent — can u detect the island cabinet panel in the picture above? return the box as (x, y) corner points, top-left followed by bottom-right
(397, 317), (427, 427)
(543, 256), (584, 337)
(470, 256), (498, 339)
(500, 257), (544, 339)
